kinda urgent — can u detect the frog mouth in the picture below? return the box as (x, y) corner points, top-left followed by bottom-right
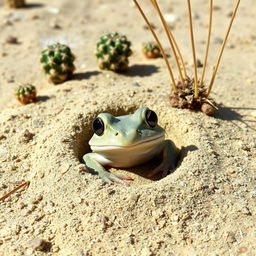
(91, 134), (165, 151)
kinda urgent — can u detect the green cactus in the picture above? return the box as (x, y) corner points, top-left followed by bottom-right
(142, 42), (161, 59)
(4, 0), (25, 8)
(96, 32), (132, 72)
(15, 84), (36, 105)
(40, 43), (75, 84)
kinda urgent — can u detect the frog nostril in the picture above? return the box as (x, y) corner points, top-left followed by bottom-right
(115, 132), (118, 136)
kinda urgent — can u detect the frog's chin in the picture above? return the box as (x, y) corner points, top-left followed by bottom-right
(90, 134), (165, 152)
(90, 134), (165, 168)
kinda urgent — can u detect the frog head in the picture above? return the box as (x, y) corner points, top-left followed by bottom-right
(89, 107), (165, 150)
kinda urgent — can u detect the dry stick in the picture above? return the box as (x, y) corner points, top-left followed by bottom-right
(0, 181), (30, 201)
(200, 0), (213, 85)
(133, 0), (178, 92)
(151, 0), (185, 87)
(187, 0), (199, 99)
(168, 25), (188, 81)
(206, 0), (240, 98)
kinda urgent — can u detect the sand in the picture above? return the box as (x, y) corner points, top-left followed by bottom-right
(0, 0), (256, 255)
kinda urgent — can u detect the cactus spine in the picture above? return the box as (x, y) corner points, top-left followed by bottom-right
(15, 84), (36, 105)
(40, 43), (75, 84)
(96, 32), (132, 72)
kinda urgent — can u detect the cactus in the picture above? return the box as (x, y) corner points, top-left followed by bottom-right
(96, 32), (132, 72)
(40, 43), (75, 84)
(4, 0), (26, 8)
(15, 84), (37, 105)
(142, 42), (161, 59)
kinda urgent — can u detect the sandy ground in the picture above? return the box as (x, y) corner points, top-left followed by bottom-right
(0, 0), (256, 255)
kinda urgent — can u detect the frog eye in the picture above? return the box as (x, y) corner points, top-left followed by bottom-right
(92, 117), (104, 136)
(145, 109), (158, 128)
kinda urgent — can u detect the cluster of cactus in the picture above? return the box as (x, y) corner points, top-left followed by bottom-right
(95, 32), (132, 72)
(40, 43), (75, 84)
(142, 42), (161, 59)
(4, 0), (25, 8)
(15, 84), (36, 105)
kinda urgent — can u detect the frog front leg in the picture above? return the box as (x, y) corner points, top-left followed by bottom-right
(147, 140), (178, 178)
(83, 153), (133, 186)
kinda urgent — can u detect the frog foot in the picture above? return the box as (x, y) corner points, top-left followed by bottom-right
(100, 172), (134, 186)
(147, 162), (174, 178)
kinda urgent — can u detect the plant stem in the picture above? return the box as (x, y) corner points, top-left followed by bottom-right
(151, 0), (185, 87)
(200, 0), (213, 85)
(133, 0), (178, 92)
(187, 0), (199, 99)
(206, 0), (240, 98)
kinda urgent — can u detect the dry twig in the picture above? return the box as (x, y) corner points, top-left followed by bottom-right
(0, 181), (30, 201)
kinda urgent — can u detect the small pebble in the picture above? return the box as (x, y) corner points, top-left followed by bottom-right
(50, 20), (61, 29)
(0, 147), (8, 156)
(31, 15), (39, 20)
(163, 13), (178, 24)
(6, 36), (18, 44)
(33, 119), (45, 127)
(192, 12), (200, 19)
(213, 37), (223, 44)
(132, 82), (140, 87)
(226, 232), (236, 243)
(143, 23), (156, 30)
(213, 5), (221, 11)
(196, 59), (203, 68)
(27, 237), (49, 251)
(47, 7), (60, 14)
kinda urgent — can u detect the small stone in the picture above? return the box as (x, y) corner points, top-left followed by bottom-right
(238, 246), (248, 253)
(50, 20), (61, 29)
(227, 11), (233, 17)
(31, 15), (39, 20)
(241, 206), (251, 216)
(3, 19), (13, 26)
(33, 119), (45, 127)
(0, 147), (8, 156)
(213, 37), (223, 44)
(226, 232), (236, 243)
(52, 245), (60, 253)
(32, 194), (43, 204)
(141, 247), (153, 256)
(132, 82), (140, 87)
(192, 12), (200, 19)
(0, 227), (12, 237)
(201, 103), (217, 116)
(21, 129), (35, 143)
(163, 13), (178, 24)
(27, 237), (49, 251)
(127, 234), (135, 245)
(47, 7), (60, 14)
(129, 193), (139, 202)
(0, 135), (6, 140)
(6, 36), (18, 44)
(143, 23), (156, 30)
(60, 163), (71, 174)
(7, 77), (15, 83)
(213, 5), (221, 11)
(196, 59), (203, 68)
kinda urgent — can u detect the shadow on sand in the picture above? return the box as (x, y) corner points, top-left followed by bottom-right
(123, 64), (159, 77)
(214, 106), (256, 131)
(73, 71), (102, 81)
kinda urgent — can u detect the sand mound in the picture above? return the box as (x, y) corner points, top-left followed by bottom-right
(1, 85), (255, 255)
(0, 0), (255, 254)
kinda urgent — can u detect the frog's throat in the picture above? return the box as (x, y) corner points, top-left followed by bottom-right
(90, 134), (164, 151)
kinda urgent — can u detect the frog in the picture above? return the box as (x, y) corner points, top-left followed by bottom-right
(83, 106), (178, 186)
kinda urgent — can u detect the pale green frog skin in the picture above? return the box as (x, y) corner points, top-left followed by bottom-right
(83, 107), (178, 186)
